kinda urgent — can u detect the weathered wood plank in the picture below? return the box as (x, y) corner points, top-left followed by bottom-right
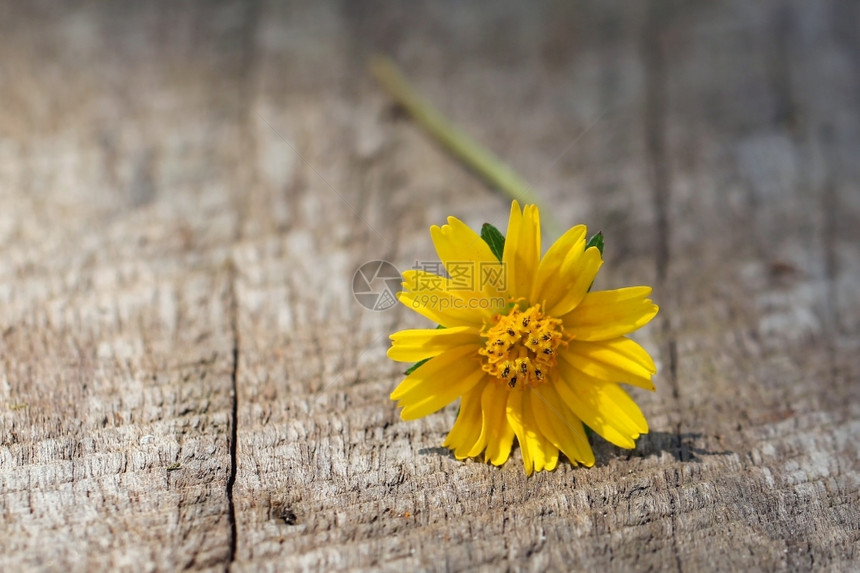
(230, 1), (859, 571)
(0, 2), (254, 570)
(645, 1), (860, 569)
(1, 1), (858, 572)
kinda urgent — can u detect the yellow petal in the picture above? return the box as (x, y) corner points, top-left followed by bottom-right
(431, 215), (499, 267)
(398, 270), (498, 327)
(561, 338), (657, 391)
(562, 287), (659, 341)
(473, 382), (515, 465)
(553, 366), (648, 449)
(505, 389), (533, 475)
(430, 216), (507, 300)
(522, 391), (558, 472)
(443, 381), (486, 459)
(388, 326), (482, 363)
(530, 385), (594, 467)
(546, 246), (603, 317)
(531, 224), (587, 305)
(399, 367), (485, 421)
(502, 201), (541, 300)
(390, 343), (479, 401)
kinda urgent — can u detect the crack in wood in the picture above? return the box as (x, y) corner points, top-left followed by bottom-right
(226, 259), (240, 568)
(225, 2), (261, 566)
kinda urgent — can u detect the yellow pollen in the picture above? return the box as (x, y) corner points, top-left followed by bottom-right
(478, 303), (565, 390)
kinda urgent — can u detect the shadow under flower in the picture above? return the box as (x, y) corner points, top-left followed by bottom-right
(593, 430), (734, 466)
(417, 446), (456, 459)
(418, 431), (733, 469)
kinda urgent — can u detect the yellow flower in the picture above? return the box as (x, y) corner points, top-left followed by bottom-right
(388, 201), (659, 474)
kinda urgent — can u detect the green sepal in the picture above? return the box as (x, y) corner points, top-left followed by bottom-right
(481, 223), (506, 262)
(586, 231), (604, 255)
(404, 358), (429, 376)
(586, 232), (604, 292)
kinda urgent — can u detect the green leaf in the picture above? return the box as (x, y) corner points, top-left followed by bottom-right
(586, 232), (604, 255)
(481, 223), (506, 262)
(586, 232), (604, 292)
(403, 325), (445, 375)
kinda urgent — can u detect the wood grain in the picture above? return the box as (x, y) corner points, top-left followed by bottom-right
(1, 1), (858, 571)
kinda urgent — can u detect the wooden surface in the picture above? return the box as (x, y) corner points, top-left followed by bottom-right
(1, 1), (858, 571)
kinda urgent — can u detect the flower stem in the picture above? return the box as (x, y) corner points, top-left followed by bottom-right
(370, 56), (562, 238)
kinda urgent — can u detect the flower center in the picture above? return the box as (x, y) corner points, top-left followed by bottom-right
(478, 303), (565, 389)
